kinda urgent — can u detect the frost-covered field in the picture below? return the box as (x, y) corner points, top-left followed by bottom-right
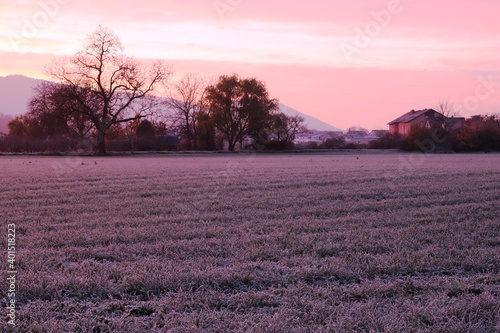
(1, 153), (500, 332)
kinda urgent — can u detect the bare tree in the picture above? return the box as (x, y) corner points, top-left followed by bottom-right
(267, 113), (305, 149)
(28, 82), (95, 140)
(49, 26), (171, 155)
(436, 99), (461, 118)
(166, 74), (207, 150)
(347, 126), (369, 134)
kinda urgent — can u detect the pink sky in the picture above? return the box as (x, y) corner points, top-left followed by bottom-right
(1, 0), (500, 130)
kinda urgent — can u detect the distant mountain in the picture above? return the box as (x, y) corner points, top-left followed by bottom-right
(0, 75), (44, 116)
(0, 113), (13, 134)
(0, 75), (341, 132)
(279, 104), (341, 132)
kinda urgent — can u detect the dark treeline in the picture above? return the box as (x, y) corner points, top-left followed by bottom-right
(2, 26), (499, 154)
(1, 74), (305, 154)
(0, 26), (305, 155)
(368, 115), (500, 152)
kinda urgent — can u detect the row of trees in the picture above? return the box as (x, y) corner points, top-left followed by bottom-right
(451, 116), (500, 151)
(3, 26), (305, 154)
(369, 115), (500, 152)
(166, 74), (304, 151)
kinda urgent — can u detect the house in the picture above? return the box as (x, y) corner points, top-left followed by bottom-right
(389, 109), (467, 136)
(324, 131), (344, 138)
(347, 130), (368, 137)
(464, 115), (484, 131)
(443, 117), (466, 132)
(344, 134), (364, 143)
(388, 109), (448, 136)
(359, 130), (389, 144)
(294, 132), (325, 144)
(343, 130), (388, 145)
(369, 130), (389, 138)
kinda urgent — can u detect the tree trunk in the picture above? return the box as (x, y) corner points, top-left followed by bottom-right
(97, 129), (107, 155)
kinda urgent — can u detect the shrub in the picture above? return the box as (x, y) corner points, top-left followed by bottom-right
(451, 117), (500, 151)
(263, 140), (290, 150)
(451, 127), (479, 151)
(399, 126), (449, 152)
(136, 120), (156, 139)
(369, 134), (402, 149)
(341, 143), (362, 149)
(306, 142), (319, 149)
(320, 137), (346, 149)
(107, 139), (133, 152)
(0, 135), (90, 153)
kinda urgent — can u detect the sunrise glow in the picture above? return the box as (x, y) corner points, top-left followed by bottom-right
(1, 0), (500, 129)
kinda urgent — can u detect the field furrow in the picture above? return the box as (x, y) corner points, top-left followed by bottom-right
(1, 153), (499, 332)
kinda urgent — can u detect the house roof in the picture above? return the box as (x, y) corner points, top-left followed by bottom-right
(425, 117), (444, 128)
(370, 130), (389, 136)
(347, 130), (368, 137)
(444, 117), (466, 131)
(446, 117), (466, 124)
(388, 109), (439, 125)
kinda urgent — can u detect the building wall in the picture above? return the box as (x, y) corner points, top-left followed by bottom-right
(294, 134), (323, 143)
(390, 114), (428, 136)
(389, 124), (399, 135)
